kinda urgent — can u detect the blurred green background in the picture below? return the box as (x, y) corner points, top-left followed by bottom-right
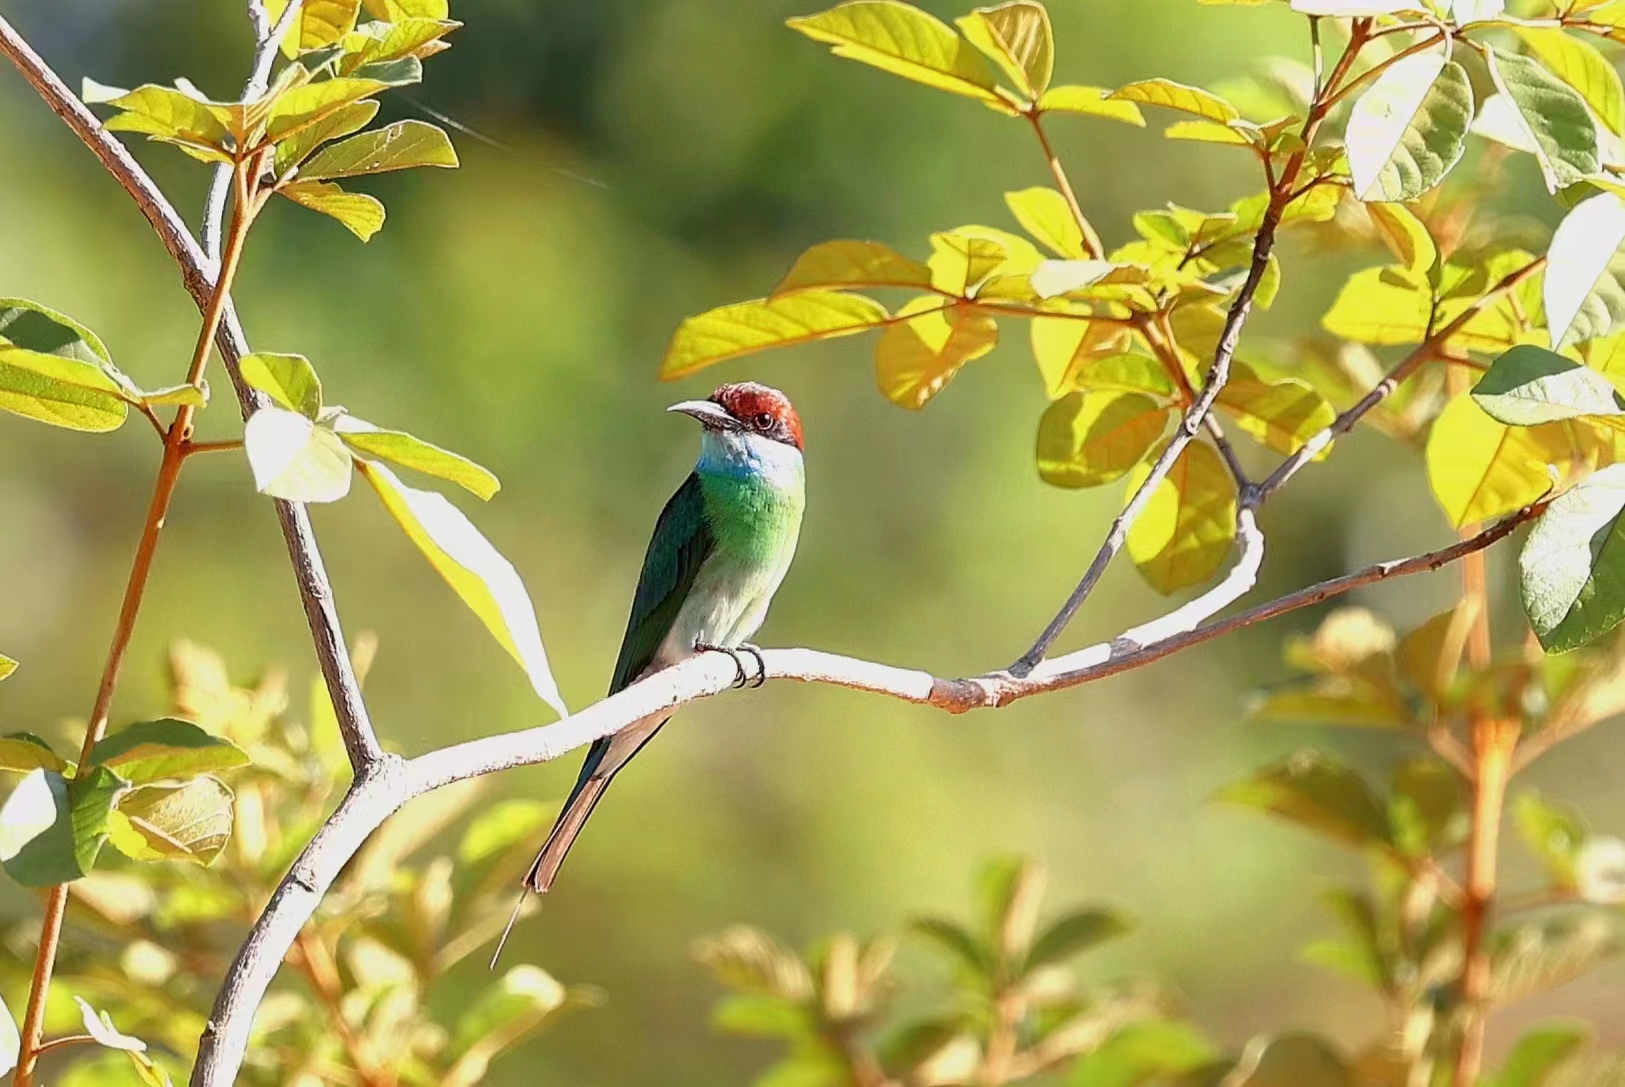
(0, 0), (1620, 1082)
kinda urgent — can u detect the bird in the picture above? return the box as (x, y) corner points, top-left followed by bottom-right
(492, 381), (806, 966)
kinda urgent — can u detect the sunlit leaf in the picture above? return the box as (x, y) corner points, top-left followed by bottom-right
(1516, 29), (1624, 139)
(240, 352), (323, 419)
(74, 997), (146, 1053)
(1389, 759), (1464, 855)
(1037, 85), (1145, 125)
(0, 656), (14, 683)
(1109, 78), (1238, 123)
(273, 99), (379, 174)
(1321, 266), (1432, 344)
(955, 2), (1052, 99)
(1164, 119), (1256, 146)
(1028, 259), (1120, 299)
(1365, 202), (1437, 278)
(0, 734), (65, 775)
(106, 776), (233, 866)
(693, 926), (815, 1000)
(1426, 394), (1574, 528)
(244, 407), (354, 503)
(334, 416), (500, 500)
(1028, 318), (1134, 399)
(1069, 1020), (1218, 1087)
(1485, 47), (1599, 193)
(928, 230), (1013, 294)
(1516, 791), (1587, 890)
(1576, 837), (1625, 904)
(278, 179), (386, 241)
(356, 459), (567, 716)
(1485, 1026), (1590, 1087)
(1290, 0), (1413, 10)
(1005, 187), (1086, 259)
(0, 767), (124, 886)
(1472, 345), (1625, 425)
(772, 240), (934, 295)
(0, 342), (128, 433)
(786, 1), (1008, 110)
(1345, 51), (1471, 202)
(662, 292), (889, 378)
(1124, 439), (1237, 593)
(874, 300), (997, 409)
(1036, 391), (1169, 488)
(299, 118), (457, 178)
(98, 85), (232, 150)
(86, 719), (249, 784)
(1545, 192), (1625, 348)
(1521, 462), (1625, 651)
(1218, 752), (1391, 850)
(1215, 361), (1335, 455)
(457, 798), (552, 866)
(0, 298), (113, 366)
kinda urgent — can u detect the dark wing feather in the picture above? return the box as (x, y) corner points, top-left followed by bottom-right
(608, 471), (715, 695)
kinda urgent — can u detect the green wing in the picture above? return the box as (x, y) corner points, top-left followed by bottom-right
(608, 472), (715, 695)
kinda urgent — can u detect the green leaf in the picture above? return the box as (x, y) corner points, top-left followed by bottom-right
(1515, 791), (1587, 889)
(662, 292), (889, 379)
(1108, 78), (1239, 123)
(785, 1), (1009, 111)
(267, 0), (362, 55)
(874, 300), (997, 409)
(98, 85), (232, 150)
(274, 99), (380, 175)
(1472, 345), (1625, 425)
(1023, 908), (1131, 971)
(1036, 391), (1169, 488)
(0, 734), (66, 775)
(1218, 752), (1391, 850)
(1426, 394), (1574, 528)
(0, 343), (129, 432)
(0, 655), (14, 683)
(1520, 463), (1625, 652)
(1037, 85), (1145, 126)
(909, 917), (992, 975)
(141, 383), (207, 409)
(74, 997), (147, 1054)
(356, 459), (567, 717)
(772, 240), (934, 295)
(1485, 1026), (1590, 1087)
(244, 406), (355, 502)
(0, 298), (113, 365)
(278, 179), (387, 241)
(1345, 52), (1471, 202)
(266, 77), (388, 142)
(456, 798), (552, 866)
(1068, 1021), (1218, 1087)
(299, 118), (457, 179)
(1365, 202), (1437, 278)
(1485, 47), (1599, 193)
(0, 767), (124, 886)
(1005, 187), (1087, 259)
(1124, 439), (1238, 594)
(1545, 192), (1625, 348)
(1389, 759), (1464, 855)
(451, 965), (568, 1056)
(86, 718), (249, 784)
(106, 776), (233, 866)
(334, 416), (499, 500)
(240, 352), (323, 418)
(1321, 266), (1432, 344)
(1515, 29), (1624, 138)
(1215, 362), (1335, 456)
(955, 2), (1053, 99)
(711, 994), (810, 1039)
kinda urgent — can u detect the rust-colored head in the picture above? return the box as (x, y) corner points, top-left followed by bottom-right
(667, 382), (803, 451)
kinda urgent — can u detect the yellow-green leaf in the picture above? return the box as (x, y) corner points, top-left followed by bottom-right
(334, 416), (500, 500)
(874, 300), (997, 409)
(274, 99), (380, 175)
(1366, 202), (1437, 278)
(1485, 46), (1600, 193)
(1516, 28), (1625, 138)
(1545, 192), (1625, 349)
(1037, 85), (1145, 125)
(1321, 266), (1433, 345)
(1108, 78), (1239, 123)
(1029, 317), (1132, 399)
(243, 406), (354, 503)
(0, 343), (128, 433)
(955, 2), (1052, 99)
(772, 240), (934, 295)
(266, 77), (387, 142)
(786, 1), (1008, 110)
(140, 384), (206, 409)
(365, 0), (449, 17)
(0, 655), (14, 683)
(266, 0), (361, 57)
(1125, 439), (1239, 594)
(1164, 119), (1255, 146)
(99, 85), (232, 150)
(1004, 187), (1085, 259)
(928, 231), (1011, 295)
(662, 292), (889, 379)
(278, 179), (386, 241)
(107, 777), (234, 867)
(1346, 52), (1472, 202)
(299, 119), (457, 179)
(1427, 394), (1576, 527)
(356, 459), (567, 717)
(1036, 390), (1170, 488)
(240, 352), (323, 419)
(1216, 361), (1336, 456)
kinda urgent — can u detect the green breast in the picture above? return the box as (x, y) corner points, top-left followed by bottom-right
(698, 466), (804, 567)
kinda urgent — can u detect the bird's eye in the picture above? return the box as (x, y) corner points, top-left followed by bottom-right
(753, 412), (774, 430)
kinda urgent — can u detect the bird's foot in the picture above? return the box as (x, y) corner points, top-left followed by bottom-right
(737, 643), (767, 688)
(696, 642), (752, 689)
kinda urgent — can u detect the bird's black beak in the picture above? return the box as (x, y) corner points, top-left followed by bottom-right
(667, 400), (737, 429)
